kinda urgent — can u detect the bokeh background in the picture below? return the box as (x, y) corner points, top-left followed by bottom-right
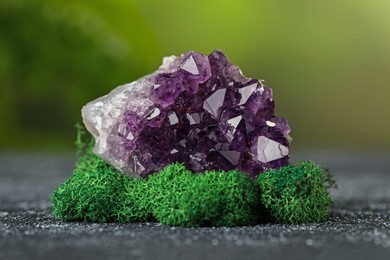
(1, 0), (390, 151)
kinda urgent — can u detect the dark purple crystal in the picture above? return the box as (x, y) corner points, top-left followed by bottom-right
(119, 50), (291, 178)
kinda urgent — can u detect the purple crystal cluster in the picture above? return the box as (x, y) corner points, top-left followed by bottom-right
(82, 50), (291, 178)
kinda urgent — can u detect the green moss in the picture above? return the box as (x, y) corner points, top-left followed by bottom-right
(118, 177), (155, 222)
(147, 163), (262, 227)
(52, 126), (335, 225)
(257, 161), (334, 224)
(51, 124), (151, 222)
(51, 158), (152, 222)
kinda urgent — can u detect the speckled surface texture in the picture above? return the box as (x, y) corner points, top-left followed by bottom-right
(1, 152), (389, 260)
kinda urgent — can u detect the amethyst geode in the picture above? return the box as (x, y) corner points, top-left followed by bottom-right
(82, 50), (291, 178)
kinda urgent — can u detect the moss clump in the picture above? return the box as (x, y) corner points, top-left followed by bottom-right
(51, 124), (151, 222)
(257, 161), (334, 224)
(52, 155), (152, 222)
(147, 163), (262, 227)
(52, 157), (126, 222)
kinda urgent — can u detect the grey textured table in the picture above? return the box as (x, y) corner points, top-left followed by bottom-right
(0, 152), (389, 260)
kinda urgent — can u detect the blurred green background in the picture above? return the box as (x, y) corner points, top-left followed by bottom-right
(1, 0), (389, 151)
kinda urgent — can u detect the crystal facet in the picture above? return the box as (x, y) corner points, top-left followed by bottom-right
(82, 50), (291, 178)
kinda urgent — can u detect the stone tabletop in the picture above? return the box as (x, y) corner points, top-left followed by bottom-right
(0, 152), (389, 260)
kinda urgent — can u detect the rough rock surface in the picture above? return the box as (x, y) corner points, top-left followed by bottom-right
(82, 50), (291, 178)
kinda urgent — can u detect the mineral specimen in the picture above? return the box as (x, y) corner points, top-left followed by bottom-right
(82, 50), (291, 178)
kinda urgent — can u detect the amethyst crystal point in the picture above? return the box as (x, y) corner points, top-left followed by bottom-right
(82, 50), (291, 178)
